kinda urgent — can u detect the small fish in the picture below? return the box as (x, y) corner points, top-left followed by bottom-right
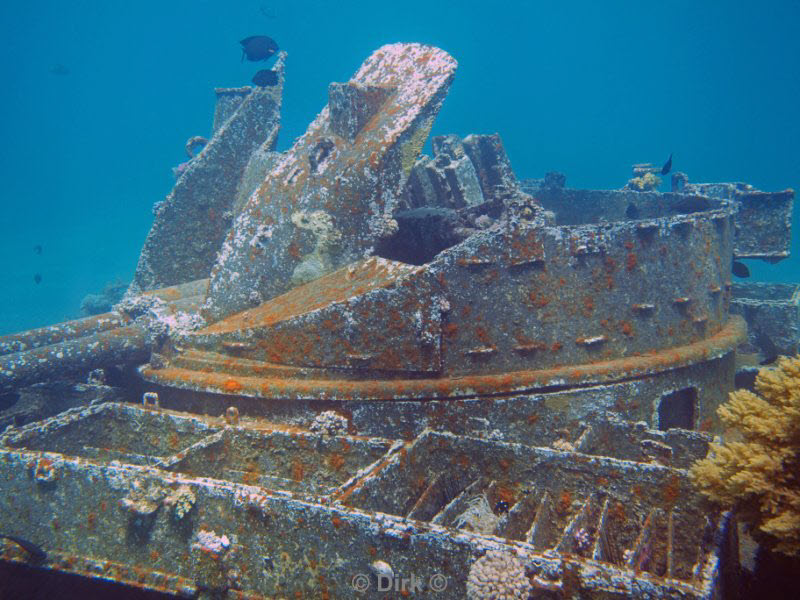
(732, 260), (750, 278)
(240, 36), (279, 62)
(49, 64), (70, 76)
(33, 244), (42, 255)
(661, 153), (673, 175)
(34, 273), (42, 284)
(0, 534), (46, 562)
(252, 69), (278, 87)
(755, 330), (779, 365)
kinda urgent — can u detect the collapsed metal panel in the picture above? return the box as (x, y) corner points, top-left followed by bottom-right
(731, 282), (800, 358)
(202, 43), (458, 321)
(0, 404), (729, 599)
(132, 56), (285, 291)
(680, 182), (794, 260)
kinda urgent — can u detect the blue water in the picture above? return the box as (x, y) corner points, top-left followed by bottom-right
(1, 0), (798, 335)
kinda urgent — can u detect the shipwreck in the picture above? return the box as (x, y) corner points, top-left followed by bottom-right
(0, 43), (797, 599)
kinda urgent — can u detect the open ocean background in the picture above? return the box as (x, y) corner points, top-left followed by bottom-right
(1, 0), (798, 335)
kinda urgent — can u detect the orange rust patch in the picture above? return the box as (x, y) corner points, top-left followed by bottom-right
(242, 463), (261, 485)
(626, 252), (638, 272)
(620, 321), (634, 336)
(223, 379), (243, 393)
(557, 490), (572, 514)
(287, 240), (301, 260)
(143, 319), (745, 401)
(609, 501), (626, 523)
(329, 453), (345, 471)
(528, 290), (550, 308)
(453, 453), (470, 469)
(582, 295), (594, 317)
(661, 474), (682, 507)
(475, 326), (493, 346)
(494, 485), (515, 506)
(291, 459), (305, 482)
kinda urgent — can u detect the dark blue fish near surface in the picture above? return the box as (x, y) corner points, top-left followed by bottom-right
(661, 153), (673, 175)
(0, 534), (46, 562)
(34, 273), (42, 284)
(240, 36), (279, 62)
(252, 69), (278, 87)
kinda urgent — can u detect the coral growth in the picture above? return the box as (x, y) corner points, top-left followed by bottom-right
(289, 210), (342, 286)
(309, 411), (348, 436)
(689, 355), (800, 556)
(454, 493), (501, 534)
(80, 280), (128, 316)
(164, 485), (196, 520)
(466, 550), (531, 600)
(625, 172), (661, 191)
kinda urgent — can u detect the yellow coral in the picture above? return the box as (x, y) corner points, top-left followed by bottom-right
(689, 355), (800, 556)
(626, 171), (661, 191)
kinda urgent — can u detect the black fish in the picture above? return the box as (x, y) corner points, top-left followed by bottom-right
(625, 203), (640, 220)
(252, 69), (278, 87)
(0, 534), (46, 562)
(240, 36), (278, 62)
(661, 153), (673, 175)
(33, 244), (42, 255)
(732, 260), (750, 278)
(34, 273), (42, 284)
